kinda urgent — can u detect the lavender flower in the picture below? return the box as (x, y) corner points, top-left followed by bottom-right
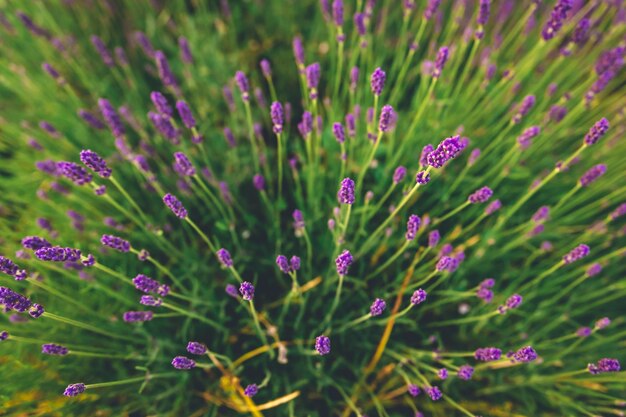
(90, 35), (114, 67)
(474, 347), (502, 361)
(225, 284), (239, 298)
(475, 0), (491, 39)
(428, 230), (440, 247)
(506, 294), (523, 309)
(187, 342), (207, 355)
(63, 383), (86, 397)
(290, 256), (301, 271)
(80, 150), (111, 178)
(393, 166), (407, 184)
(563, 244), (590, 264)
(217, 248), (233, 268)
(140, 295), (162, 307)
(292, 36), (305, 67)
(332, 122), (345, 143)
(335, 250), (353, 276)
(305, 63), (321, 91)
(176, 101), (196, 129)
(517, 126), (540, 149)
(98, 98), (125, 137)
(541, 0), (573, 41)
(244, 384), (259, 397)
(378, 104), (394, 132)
(588, 358), (620, 374)
(426, 386), (442, 401)
(163, 193), (188, 218)
(579, 164), (607, 187)
(371, 67), (386, 96)
(35, 246), (81, 262)
(468, 186), (493, 204)
(42, 62), (61, 81)
(155, 51), (178, 88)
(134, 31), (155, 57)
(354, 13), (366, 37)
(315, 335), (331, 355)
(532, 206), (550, 223)
(0, 331), (8, 341)
(133, 274), (169, 297)
(433, 46), (449, 78)
(235, 71), (250, 100)
(101, 235), (130, 252)
(407, 384), (420, 397)
(0, 256), (19, 276)
(253, 174), (265, 191)
(411, 288), (427, 305)
(424, 0), (441, 20)
(172, 356), (196, 370)
(426, 136), (462, 168)
(0, 286), (32, 312)
(583, 118), (609, 146)
(42, 343), (68, 355)
(513, 346), (537, 362)
(485, 199), (502, 215)
(239, 281), (255, 301)
(293, 209), (305, 230)
(21, 236), (51, 251)
(337, 178), (355, 204)
(276, 255), (290, 274)
(586, 263), (602, 277)
(420, 144), (434, 166)
(405, 215), (421, 241)
(595, 317), (611, 329)
(512, 95), (536, 124)
(458, 365), (474, 380)
(178, 36), (193, 64)
(370, 298), (386, 316)
(173, 152), (196, 177)
(260, 59), (272, 78)
(57, 162), (93, 185)
(271, 101), (284, 134)
(438, 368), (448, 379)
(416, 171), (431, 185)
(576, 327), (592, 337)
(123, 311), (154, 322)
(609, 203), (626, 221)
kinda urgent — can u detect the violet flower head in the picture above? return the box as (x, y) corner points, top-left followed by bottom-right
(163, 193), (188, 218)
(588, 358), (620, 374)
(292, 36), (305, 67)
(458, 365), (474, 381)
(271, 101), (284, 134)
(583, 118), (609, 146)
(424, 0), (441, 20)
(172, 356), (196, 370)
(512, 95), (536, 124)
(42, 343), (68, 356)
(173, 152), (196, 176)
(290, 256), (301, 271)
(216, 248), (233, 268)
(579, 164), (607, 187)
(563, 244), (590, 264)
(134, 31), (155, 57)
(513, 346), (538, 362)
(187, 342), (207, 355)
(595, 317), (611, 329)
(140, 295), (162, 307)
(370, 298), (386, 316)
(506, 294), (523, 309)
(42, 62), (61, 81)
(416, 171), (431, 185)
(332, 0), (344, 26)
(239, 281), (255, 301)
(337, 178), (355, 204)
(354, 13), (366, 37)
(22, 236), (51, 251)
(155, 51), (178, 88)
(293, 209), (305, 230)
(420, 144), (434, 166)
(428, 230), (440, 247)
(57, 161), (93, 186)
(276, 255), (290, 274)
(123, 311), (154, 322)
(35, 246), (81, 262)
(225, 284), (239, 298)
(371, 67), (386, 96)
(576, 327), (592, 337)
(0, 286), (32, 312)
(244, 384), (258, 397)
(474, 347), (502, 361)
(517, 126), (540, 149)
(0, 256), (19, 276)
(332, 122), (345, 143)
(427, 136), (462, 168)
(305, 63), (321, 90)
(98, 98), (125, 137)
(315, 335), (331, 355)
(133, 274), (169, 297)
(379, 104), (395, 132)
(468, 186), (493, 204)
(0, 331), (8, 341)
(260, 59), (272, 78)
(176, 101), (196, 129)
(468, 148), (481, 166)
(542, 0), (573, 41)
(405, 215), (421, 241)
(436, 256), (452, 271)
(80, 150), (111, 178)
(393, 166), (407, 184)
(476, 0), (491, 31)
(438, 368), (448, 379)
(78, 110), (105, 130)
(477, 287), (494, 303)
(335, 250), (353, 276)
(63, 383), (85, 397)
(178, 36), (193, 64)
(407, 384), (420, 397)
(586, 263), (602, 277)
(253, 174), (265, 191)
(101, 234), (130, 252)
(90, 35), (114, 67)
(485, 199), (502, 215)
(235, 71), (250, 100)
(532, 206), (550, 223)
(609, 203), (626, 221)
(433, 46), (449, 78)
(411, 288), (427, 305)
(426, 386), (442, 401)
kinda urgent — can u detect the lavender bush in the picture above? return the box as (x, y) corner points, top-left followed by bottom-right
(0, 1), (625, 416)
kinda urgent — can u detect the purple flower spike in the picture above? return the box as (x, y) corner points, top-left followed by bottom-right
(57, 161), (93, 186)
(428, 230), (440, 247)
(276, 255), (290, 274)
(305, 63), (321, 90)
(260, 59), (272, 78)
(80, 150), (111, 178)
(474, 347), (502, 361)
(244, 384), (259, 397)
(78, 109), (105, 130)
(485, 199), (502, 215)
(512, 95), (536, 124)
(433, 46), (449, 78)
(42, 62), (61, 81)
(150, 91), (173, 117)
(332, 0), (344, 26)
(407, 384), (420, 397)
(576, 327), (592, 337)
(405, 215), (421, 241)
(123, 311), (153, 322)
(293, 209), (305, 230)
(588, 358), (620, 374)
(477, 0), (491, 26)
(163, 193), (188, 218)
(225, 284), (239, 298)
(290, 256), (301, 271)
(595, 317), (611, 329)
(235, 71), (250, 100)
(335, 250), (353, 276)
(332, 122), (345, 143)
(563, 244), (590, 264)
(354, 13), (366, 37)
(173, 152), (196, 176)
(90, 35), (114, 67)
(584, 118), (609, 146)
(426, 386), (442, 401)
(370, 298), (386, 316)
(172, 356), (196, 370)
(315, 335), (331, 355)
(420, 144), (434, 166)
(155, 51), (178, 88)
(187, 342), (207, 355)
(63, 383), (86, 397)
(337, 178), (355, 204)
(178, 36), (193, 64)
(411, 288), (427, 305)
(379, 104), (395, 132)
(42, 343), (68, 355)
(239, 281), (255, 301)
(0, 256), (19, 276)
(424, 0), (441, 20)
(586, 263), (602, 277)
(468, 186), (493, 204)
(415, 170), (430, 185)
(22, 236), (51, 251)
(176, 101), (196, 129)
(271, 102), (284, 134)
(217, 248), (233, 268)
(427, 136), (462, 168)
(438, 368), (448, 380)
(458, 365), (474, 381)
(140, 295), (162, 307)
(542, 0), (573, 41)
(371, 67), (386, 96)
(579, 164), (607, 187)
(513, 346), (537, 363)
(35, 246), (81, 262)
(393, 166), (407, 184)
(98, 98), (125, 138)
(517, 126), (540, 150)
(506, 294), (523, 309)
(0, 331), (7, 341)
(101, 234), (130, 252)
(253, 174), (266, 191)
(293, 36), (305, 67)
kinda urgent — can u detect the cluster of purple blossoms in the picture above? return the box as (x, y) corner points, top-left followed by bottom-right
(369, 298), (386, 316)
(393, 166), (406, 184)
(335, 250), (353, 276)
(173, 152), (196, 177)
(588, 358), (620, 374)
(468, 186), (493, 204)
(433, 46), (449, 78)
(276, 255), (301, 274)
(149, 112), (180, 144)
(101, 234), (130, 252)
(609, 203), (626, 221)
(63, 383), (86, 397)
(579, 164), (607, 187)
(98, 98), (125, 138)
(216, 248), (233, 268)
(172, 356), (196, 370)
(512, 346), (537, 363)
(163, 193), (188, 218)
(411, 288), (427, 305)
(140, 295), (162, 307)
(426, 386), (442, 401)
(595, 317), (611, 330)
(457, 365), (474, 381)
(133, 274), (170, 297)
(370, 67), (386, 96)
(1, 286), (34, 314)
(292, 209), (305, 232)
(332, 122), (345, 144)
(0, 256), (20, 277)
(176, 100), (196, 129)
(586, 263), (602, 277)
(57, 161), (93, 185)
(541, 0), (573, 41)
(475, 0), (490, 39)
(484, 199), (501, 216)
(244, 384), (259, 397)
(239, 281), (255, 301)
(0, 331), (8, 341)
(186, 341), (207, 355)
(475, 347), (502, 361)
(512, 95), (536, 124)
(407, 384), (420, 397)
(532, 206), (550, 223)
(337, 178), (355, 204)
(498, 294), (523, 314)
(151, 91), (173, 116)
(79, 150), (111, 178)
(378, 104), (395, 133)
(563, 244), (590, 264)
(415, 170), (430, 185)
(35, 246), (81, 262)
(576, 327), (592, 337)
(405, 215), (421, 241)
(270, 101), (284, 134)
(428, 230), (440, 247)
(42, 343), (69, 355)
(516, 126), (541, 150)
(476, 278), (495, 303)
(438, 368), (448, 380)
(315, 335), (331, 355)
(123, 311), (154, 323)
(426, 135), (463, 168)
(583, 118), (610, 146)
